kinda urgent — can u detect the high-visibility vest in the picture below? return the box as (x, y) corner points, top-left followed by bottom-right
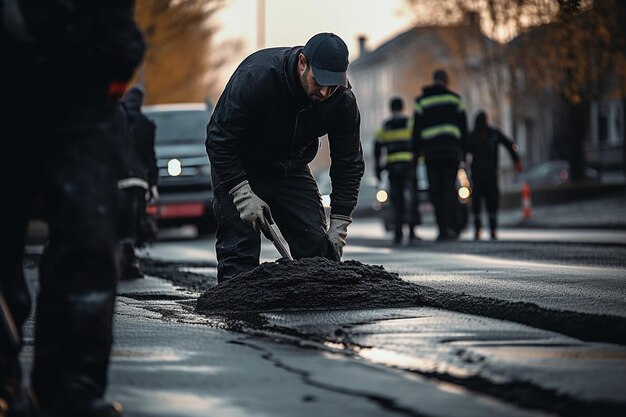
(375, 116), (414, 165)
(413, 93), (464, 141)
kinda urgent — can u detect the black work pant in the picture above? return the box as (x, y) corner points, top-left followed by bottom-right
(425, 159), (459, 236)
(1, 91), (122, 409)
(387, 162), (419, 237)
(118, 187), (147, 243)
(471, 171), (499, 232)
(118, 187), (147, 276)
(212, 167), (330, 282)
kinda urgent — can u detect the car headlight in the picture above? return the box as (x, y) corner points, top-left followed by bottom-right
(458, 186), (471, 199)
(376, 189), (388, 203)
(167, 159), (182, 176)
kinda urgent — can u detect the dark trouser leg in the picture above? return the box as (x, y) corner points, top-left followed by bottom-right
(485, 176), (499, 237)
(213, 168), (329, 283)
(388, 164), (408, 242)
(119, 239), (141, 279)
(212, 182), (261, 283)
(32, 101), (121, 411)
(261, 168), (328, 259)
(2, 107), (41, 412)
(118, 188), (145, 279)
(135, 197), (153, 248)
(427, 159), (459, 237)
(426, 161), (445, 235)
(408, 169), (420, 231)
(0, 240), (31, 400)
(472, 178), (484, 233)
(488, 213), (498, 238)
(0, 155), (34, 410)
(441, 160), (459, 236)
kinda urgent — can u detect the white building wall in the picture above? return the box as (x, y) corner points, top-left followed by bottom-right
(350, 60), (395, 177)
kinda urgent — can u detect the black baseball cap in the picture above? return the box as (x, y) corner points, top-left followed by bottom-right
(303, 33), (349, 88)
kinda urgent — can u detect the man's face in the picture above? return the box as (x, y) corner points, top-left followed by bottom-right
(298, 55), (339, 103)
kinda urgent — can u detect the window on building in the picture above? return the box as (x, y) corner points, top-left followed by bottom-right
(611, 102), (624, 145)
(515, 119), (530, 156)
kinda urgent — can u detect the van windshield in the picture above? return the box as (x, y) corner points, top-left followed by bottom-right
(146, 110), (210, 143)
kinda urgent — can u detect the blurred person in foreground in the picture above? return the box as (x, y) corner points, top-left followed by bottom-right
(467, 111), (522, 240)
(412, 69), (468, 241)
(117, 85), (158, 280)
(206, 32), (364, 283)
(374, 97), (421, 245)
(1, 1), (144, 416)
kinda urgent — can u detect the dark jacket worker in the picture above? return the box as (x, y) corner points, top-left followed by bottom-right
(206, 32), (365, 282)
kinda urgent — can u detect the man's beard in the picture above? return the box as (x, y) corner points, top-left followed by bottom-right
(300, 69), (321, 102)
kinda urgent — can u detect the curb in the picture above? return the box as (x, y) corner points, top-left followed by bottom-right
(500, 182), (626, 209)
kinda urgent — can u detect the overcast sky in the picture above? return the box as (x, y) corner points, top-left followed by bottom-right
(214, 0), (415, 89)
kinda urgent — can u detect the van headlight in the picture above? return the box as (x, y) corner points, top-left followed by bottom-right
(167, 159), (182, 176)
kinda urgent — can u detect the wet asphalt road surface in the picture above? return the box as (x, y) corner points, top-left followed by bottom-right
(21, 220), (626, 416)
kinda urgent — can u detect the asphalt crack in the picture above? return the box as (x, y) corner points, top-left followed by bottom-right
(137, 258), (626, 416)
(230, 339), (431, 417)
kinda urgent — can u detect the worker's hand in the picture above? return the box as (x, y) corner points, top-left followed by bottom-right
(514, 161), (523, 173)
(150, 185), (160, 201)
(327, 214), (352, 259)
(229, 180), (272, 230)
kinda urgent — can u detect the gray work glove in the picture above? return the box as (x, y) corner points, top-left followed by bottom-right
(326, 214), (352, 259)
(229, 180), (272, 230)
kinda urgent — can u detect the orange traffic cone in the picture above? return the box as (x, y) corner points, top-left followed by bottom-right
(521, 181), (532, 219)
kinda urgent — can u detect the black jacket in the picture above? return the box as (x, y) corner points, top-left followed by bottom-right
(468, 127), (519, 177)
(4, 1), (145, 99)
(206, 47), (364, 216)
(120, 94), (158, 187)
(412, 85), (468, 161)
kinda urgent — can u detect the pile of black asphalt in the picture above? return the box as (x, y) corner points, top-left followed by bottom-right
(194, 256), (626, 346)
(196, 257), (425, 314)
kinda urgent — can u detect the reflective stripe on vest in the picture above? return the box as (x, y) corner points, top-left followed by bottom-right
(421, 124), (462, 140)
(118, 177), (149, 190)
(376, 119), (414, 165)
(386, 152), (414, 164)
(419, 93), (463, 110)
(377, 127), (412, 142)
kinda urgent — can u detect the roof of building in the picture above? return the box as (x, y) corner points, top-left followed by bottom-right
(350, 24), (495, 71)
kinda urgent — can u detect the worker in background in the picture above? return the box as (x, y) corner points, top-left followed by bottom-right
(467, 110), (522, 240)
(117, 85), (158, 279)
(1, 1), (144, 416)
(206, 32), (364, 282)
(412, 69), (468, 241)
(374, 97), (421, 245)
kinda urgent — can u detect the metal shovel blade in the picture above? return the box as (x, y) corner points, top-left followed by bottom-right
(260, 218), (293, 260)
(0, 292), (20, 349)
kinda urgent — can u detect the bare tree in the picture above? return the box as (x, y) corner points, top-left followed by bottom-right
(133, 0), (241, 104)
(403, 0), (626, 180)
(513, 0), (626, 180)
(403, 0), (559, 42)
